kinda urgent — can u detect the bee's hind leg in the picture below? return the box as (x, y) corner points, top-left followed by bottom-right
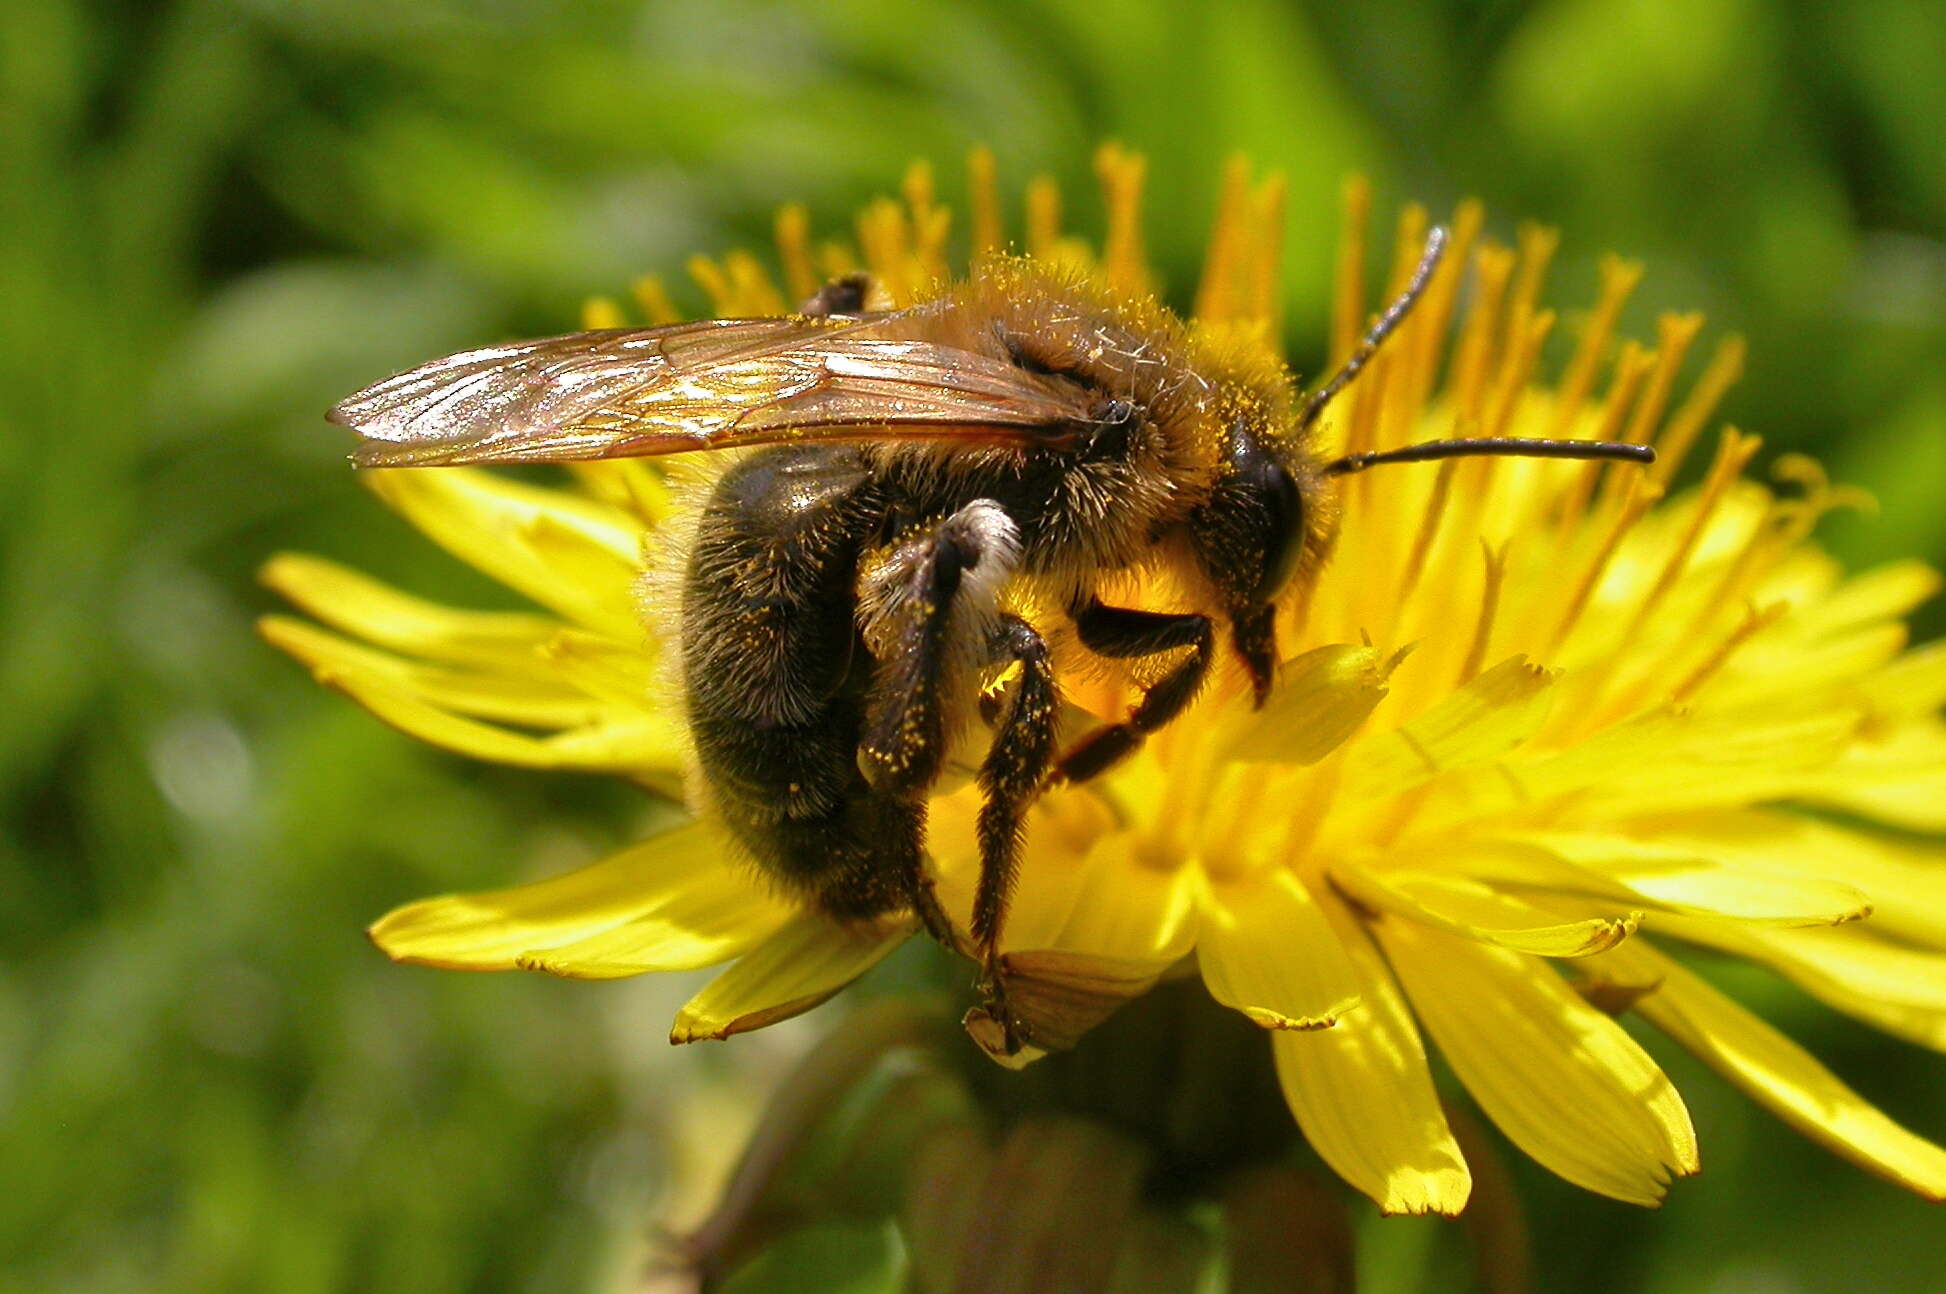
(967, 614), (1058, 1052)
(870, 797), (956, 948)
(856, 499), (1023, 950)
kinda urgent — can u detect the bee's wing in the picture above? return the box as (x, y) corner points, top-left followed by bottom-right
(331, 311), (1101, 468)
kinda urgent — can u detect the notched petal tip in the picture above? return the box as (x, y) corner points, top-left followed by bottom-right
(670, 987), (849, 1044)
(1230, 643), (1402, 765)
(669, 912), (915, 1045)
(1238, 1001), (1357, 1032)
(1374, 1179), (1473, 1219)
(513, 950), (651, 981)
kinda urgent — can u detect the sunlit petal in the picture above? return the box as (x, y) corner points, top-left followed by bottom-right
(371, 822), (787, 972)
(1332, 865), (1638, 958)
(1343, 655), (1555, 794)
(299, 655), (684, 784)
(1198, 869), (1362, 1029)
(671, 913), (914, 1042)
(1657, 918), (1946, 1053)
(1376, 920), (1697, 1205)
(260, 614), (612, 729)
(260, 552), (565, 667)
(1271, 894), (1471, 1216)
(1228, 644), (1399, 765)
(363, 467), (645, 639)
(1582, 940), (1946, 1199)
(1450, 836), (1872, 927)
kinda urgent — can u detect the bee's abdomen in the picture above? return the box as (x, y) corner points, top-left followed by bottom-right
(681, 445), (899, 916)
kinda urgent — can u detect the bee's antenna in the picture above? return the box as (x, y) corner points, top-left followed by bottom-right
(1297, 225), (1448, 435)
(1324, 437), (1655, 476)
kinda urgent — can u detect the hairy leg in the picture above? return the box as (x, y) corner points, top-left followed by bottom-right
(855, 500), (1022, 944)
(967, 615), (1058, 1050)
(1055, 600), (1214, 783)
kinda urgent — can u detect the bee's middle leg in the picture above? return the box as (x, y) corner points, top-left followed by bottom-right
(1055, 601), (1213, 784)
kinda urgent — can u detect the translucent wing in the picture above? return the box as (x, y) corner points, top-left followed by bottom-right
(330, 309), (1100, 468)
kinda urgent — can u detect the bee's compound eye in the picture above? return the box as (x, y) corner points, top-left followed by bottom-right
(1191, 428), (1311, 609)
(1250, 456), (1305, 603)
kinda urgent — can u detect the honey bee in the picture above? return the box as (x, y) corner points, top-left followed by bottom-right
(331, 229), (1649, 1049)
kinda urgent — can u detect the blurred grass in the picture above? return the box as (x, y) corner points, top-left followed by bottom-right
(1, 0), (1943, 1290)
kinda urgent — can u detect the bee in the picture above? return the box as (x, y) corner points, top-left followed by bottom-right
(330, 229), (1649, 1050)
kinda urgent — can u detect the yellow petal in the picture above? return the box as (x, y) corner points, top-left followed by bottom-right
(1332, 865), (1638, 957)
(565, 459), (673, 524)
(1271, 893), (1471, 1216)
(363, 467), (645, 639)
(1434, 705), (1862, 829)
(516, 880), (799, 980)
(1198, 870), (1362, 1030)
(304, 657), (685, 783)
(260, 615), (613, 729)
(1487, 707), (1688, 801)
(1034, 844), (1201, 966)
(1581, 940), (1946, 1199)
(1586, 707), (1867, 817)
(1229, 644), (1400, 765)
(260, 552), (564, 667)
(1375, 921), (1698, 1205)
(1811, 559), (1942, 632)
(1657, 918), (1946, 1052)
(1709, 623), (1907, 710)
(670, 913), (913, 1041)
(370, 821), (787, 972)
(1412, 707), (1686, 829)
(1808, 760), (1946, 833)
(1617, 810), (1946, 949)
(1744, 541), (1840, 611)
(1860, 639), (1946, 717)
(1447, 832), (1868, 922)
(1502, 832), (1868, 922)
(928, 787), (1110, 953)
(1344, 655), (1555, 793)
(539, 628), (668, 708)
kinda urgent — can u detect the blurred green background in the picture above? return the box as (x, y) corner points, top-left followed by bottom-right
(3, 0), (1944, 1290)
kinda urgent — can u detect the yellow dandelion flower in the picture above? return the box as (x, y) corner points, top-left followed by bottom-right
(263, 146), (1946, 1216)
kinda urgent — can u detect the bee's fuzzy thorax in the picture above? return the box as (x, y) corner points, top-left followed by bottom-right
(953, 254), (1232, 486)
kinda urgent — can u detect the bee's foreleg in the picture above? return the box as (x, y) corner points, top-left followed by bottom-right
(1231, 603), (1279, 707)
(1055, 601), (1213, 783)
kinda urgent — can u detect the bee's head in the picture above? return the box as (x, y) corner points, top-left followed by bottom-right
(1196, 419), (1327, 600)
(1179, 228), (1451, 703)
(1187, 406), (1336, 703)
(1184, 225), (1657, 705)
